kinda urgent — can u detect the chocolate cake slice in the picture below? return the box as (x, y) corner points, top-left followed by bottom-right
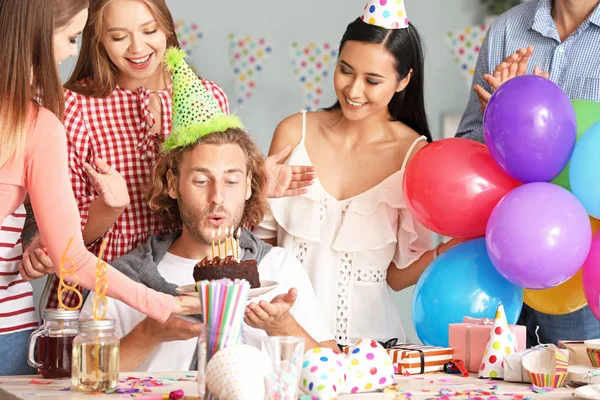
(193, 255), (260, 288)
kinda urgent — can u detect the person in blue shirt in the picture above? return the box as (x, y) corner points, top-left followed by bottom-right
(456, 0), (600, 347)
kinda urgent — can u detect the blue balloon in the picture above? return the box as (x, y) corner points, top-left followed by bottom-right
(570, 122), (600, 218)
(412, 238), (524, 347)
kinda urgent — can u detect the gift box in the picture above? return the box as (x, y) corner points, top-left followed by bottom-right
(449, 317), (526, 373)
(558, 340), (592, 366)
(340, 343), (453, 375)
(387, 344), (453, 375)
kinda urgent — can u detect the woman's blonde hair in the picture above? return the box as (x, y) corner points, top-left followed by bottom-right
(65, 0), (180, 97)
(147, 128), (269, 228)
(0, 0), (64, 168)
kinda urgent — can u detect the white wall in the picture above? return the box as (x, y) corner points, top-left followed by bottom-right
(54, 0), (486, 343)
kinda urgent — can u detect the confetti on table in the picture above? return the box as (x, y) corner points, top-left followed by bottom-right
(184, 372), (196, 378)
(59, 387), (71, 391)
(159, 376), (181, 381)
(490, 384), (498, 390)
(28, 379), (53, 385)
(530, 384), (554, 393)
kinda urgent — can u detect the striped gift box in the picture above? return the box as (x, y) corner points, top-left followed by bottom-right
(388, 344), (453, 375)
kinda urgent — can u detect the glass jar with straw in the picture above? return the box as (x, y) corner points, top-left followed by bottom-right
(71, 319), (120, 391)
(196, 278), (250, 398)
(28, 309), (80, 378)
(71, 239), (119, 392)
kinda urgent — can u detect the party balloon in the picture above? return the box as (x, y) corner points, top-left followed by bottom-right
(570, 122), (600, 219)
(523, 269), (586, 315)
(412, 238), (523, 347)
(552, 100), (600, 191)
(403, 138), (519, 238)
(583, 233), (600, 321)
(486, 182), (592, 289)
(523, 216), (598, 314)
(484, 75), (576, 183)
(592, 217), (600, 233)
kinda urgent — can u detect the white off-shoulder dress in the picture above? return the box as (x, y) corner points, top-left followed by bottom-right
(255, 111), (434, 345)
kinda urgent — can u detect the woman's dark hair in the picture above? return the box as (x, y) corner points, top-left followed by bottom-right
(326, 18), (432, 143)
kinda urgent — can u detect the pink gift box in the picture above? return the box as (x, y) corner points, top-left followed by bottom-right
(449, 317), (527, 373)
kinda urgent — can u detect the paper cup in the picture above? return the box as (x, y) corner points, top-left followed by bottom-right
(521, 347), (568, 388)
(585, 339), (600, 368)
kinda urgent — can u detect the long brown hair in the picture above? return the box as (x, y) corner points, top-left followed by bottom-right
(65, 0), (180, 97)
(53, 0), (89, 30)
(147, 128), (269, 228)
(0, 0), (63, 168)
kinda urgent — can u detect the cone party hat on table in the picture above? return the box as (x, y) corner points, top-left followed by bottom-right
(360, 0), (409, 29)
(478, 303), (518, 379)
(162, 47), (243, 152)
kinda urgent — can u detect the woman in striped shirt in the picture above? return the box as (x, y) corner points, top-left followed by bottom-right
(32, 0), (314, 311)
(0, 0), (199, 376)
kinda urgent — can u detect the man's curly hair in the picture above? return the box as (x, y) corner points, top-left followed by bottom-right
(147, 127), (268, 227)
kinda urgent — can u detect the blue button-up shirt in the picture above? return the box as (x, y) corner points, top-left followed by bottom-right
(456, 0), (600, 143)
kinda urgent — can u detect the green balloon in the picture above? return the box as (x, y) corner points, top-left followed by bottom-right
(551, 99), (600, 191)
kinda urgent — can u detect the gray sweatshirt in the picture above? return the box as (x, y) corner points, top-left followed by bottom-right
(109, 228), (273, 370)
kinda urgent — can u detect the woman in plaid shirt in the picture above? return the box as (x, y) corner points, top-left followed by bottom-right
(26, 0), (314, 311)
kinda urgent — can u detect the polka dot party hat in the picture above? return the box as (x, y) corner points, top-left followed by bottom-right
(360, 0), (409, 30)
(478, 303), (518, 379)
(162, 47), (243, 152)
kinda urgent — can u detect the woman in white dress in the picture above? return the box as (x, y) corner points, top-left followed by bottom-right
(255, 7), (461, 345)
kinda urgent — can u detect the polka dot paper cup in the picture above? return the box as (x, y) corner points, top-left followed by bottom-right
(584, 339), (600, 368)
(521, 346), (568, 388)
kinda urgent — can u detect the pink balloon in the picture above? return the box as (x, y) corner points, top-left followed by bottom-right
(583, 233), (600, 321)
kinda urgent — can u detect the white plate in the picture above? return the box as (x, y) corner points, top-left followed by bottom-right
(574, 384), (600, 399)
(176, 280), (279, 299)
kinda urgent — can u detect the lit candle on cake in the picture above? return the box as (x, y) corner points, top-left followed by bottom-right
(237, 227), (242, 260)
(217, 226), (222, 258)
(211, 229), (216, 259)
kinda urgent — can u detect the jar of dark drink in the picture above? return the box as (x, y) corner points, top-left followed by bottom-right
(27, 309), (80, 378)
(71, 319), (120, 392)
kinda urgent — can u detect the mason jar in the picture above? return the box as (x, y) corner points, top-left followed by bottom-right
(71, 319), (119, 392)
(28, 309), (79, 379)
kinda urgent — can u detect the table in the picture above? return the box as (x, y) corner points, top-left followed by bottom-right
(0, 372), (578, 399)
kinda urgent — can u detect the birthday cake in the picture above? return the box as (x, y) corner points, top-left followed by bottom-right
(193, 256), (260, 289)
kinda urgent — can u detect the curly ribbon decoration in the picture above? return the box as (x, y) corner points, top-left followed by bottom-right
(92, 239), (109, 380)
(92, 239), (109, 321)
(57, 238), (83, 310)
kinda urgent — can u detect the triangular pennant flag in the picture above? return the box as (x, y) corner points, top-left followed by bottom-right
(228, 34), (272, 105)
(446, 24), (489, 87)
(478, 304), (518, 379)
(290, 41), (338, 111)
(175, 19), (203, 58)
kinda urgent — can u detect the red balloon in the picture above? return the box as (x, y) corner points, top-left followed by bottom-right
(403, 138), (520, 238)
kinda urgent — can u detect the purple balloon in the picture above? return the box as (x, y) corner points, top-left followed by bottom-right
(486, 182), (592, 289)
(484, 76), (576, 183)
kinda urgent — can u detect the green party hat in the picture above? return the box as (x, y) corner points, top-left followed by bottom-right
(162, 47), (243, 152)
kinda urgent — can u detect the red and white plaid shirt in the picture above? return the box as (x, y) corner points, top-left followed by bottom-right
(44, 79), (229, 310)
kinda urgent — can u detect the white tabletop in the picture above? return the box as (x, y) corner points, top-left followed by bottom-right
(0, 371), (579, 399)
